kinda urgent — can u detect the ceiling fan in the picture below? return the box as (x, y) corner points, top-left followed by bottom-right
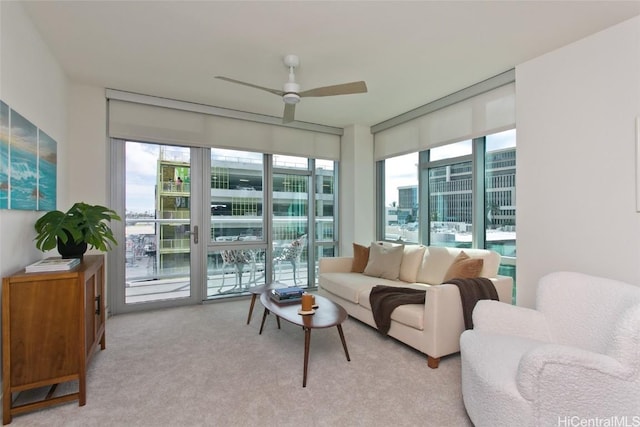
(215, 54), (367, 123)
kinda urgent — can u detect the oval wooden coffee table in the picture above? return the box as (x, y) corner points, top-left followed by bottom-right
(259, 293), (350, 387)
(245, 282), (285, 325)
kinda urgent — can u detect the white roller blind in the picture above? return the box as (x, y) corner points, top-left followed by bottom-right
(107, 97), (341, 160)
(374, 81), (515, 160)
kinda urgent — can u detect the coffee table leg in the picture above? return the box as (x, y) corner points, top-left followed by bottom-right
(337, 324), (350, 361)
(247, 294), (257, 325)
(303, 327), (311, 387)
(259, 308), (269, 335)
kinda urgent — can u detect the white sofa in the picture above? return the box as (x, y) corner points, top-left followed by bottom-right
(460, 271), (640, 426)
(318, 244), (513, 368)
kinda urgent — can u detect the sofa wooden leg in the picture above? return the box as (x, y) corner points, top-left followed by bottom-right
(427, 356), (440, 369)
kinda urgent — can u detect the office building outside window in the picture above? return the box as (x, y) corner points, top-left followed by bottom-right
(378, 129), (516, 287)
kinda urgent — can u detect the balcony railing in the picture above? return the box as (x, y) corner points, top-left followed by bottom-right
(161, 182), (190, 193)
(160, 238), (190, 250)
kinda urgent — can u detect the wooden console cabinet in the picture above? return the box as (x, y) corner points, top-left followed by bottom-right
(2, 255), (106, 424)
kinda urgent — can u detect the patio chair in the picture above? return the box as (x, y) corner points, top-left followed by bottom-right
(217, 248), (256, 292)
(273, 234), (307, 285)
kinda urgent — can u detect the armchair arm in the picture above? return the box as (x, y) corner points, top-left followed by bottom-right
(517, 344), (638, 410)
(472, 300), (552, 342)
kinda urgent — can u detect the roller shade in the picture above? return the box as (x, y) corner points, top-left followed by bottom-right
(374, 81), (515, 160)
(107, 95), (341, 160)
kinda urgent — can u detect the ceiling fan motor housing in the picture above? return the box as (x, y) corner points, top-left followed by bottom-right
(283, 81), (301, 104)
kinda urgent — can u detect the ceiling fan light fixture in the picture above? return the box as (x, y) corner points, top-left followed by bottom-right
(283, 93), (300, 104)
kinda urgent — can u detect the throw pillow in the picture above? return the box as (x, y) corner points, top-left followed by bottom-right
(399, 245), (427, 283)
(442, 251), (484, 283)
(363, 242), (404, 280)
(351, 243), (370, 273)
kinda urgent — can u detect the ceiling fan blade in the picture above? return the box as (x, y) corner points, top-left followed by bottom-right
(215, 76), (283, 96)
(283, 103), (296, 123)
(299, 81), (368, 97)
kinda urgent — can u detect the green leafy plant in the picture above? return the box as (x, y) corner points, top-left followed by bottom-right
(34, 202), (122, 252)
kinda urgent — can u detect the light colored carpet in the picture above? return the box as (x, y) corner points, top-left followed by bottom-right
(9, 298), (472, 426)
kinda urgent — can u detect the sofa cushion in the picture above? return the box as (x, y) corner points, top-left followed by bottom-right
(320, 272), (399, 304)
(351, 243), (370, 273)
(358, 284), (429, 330)
(416, 247), (501, 284)
(363, 242), (404, 280)
(442, 251), (484, 283)
(399, 245), (427, 283)
(416, 246), (457, 285)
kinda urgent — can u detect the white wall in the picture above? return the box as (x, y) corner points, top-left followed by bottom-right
(516, 15), (640, 307)
(65, 84), (108, 208)
(340, 125), (375, 255)
(0, 2), (69, 277)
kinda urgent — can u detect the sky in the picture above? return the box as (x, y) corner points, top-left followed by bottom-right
(126, 142), (160, 214)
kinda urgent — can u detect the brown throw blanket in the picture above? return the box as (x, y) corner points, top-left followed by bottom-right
(446, 277), (498, 329)
(369, 278), (499, 335)
(369, 286), (426, 335)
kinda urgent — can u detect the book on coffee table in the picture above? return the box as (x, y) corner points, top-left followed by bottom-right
(270, 288), (303, 303)
(273, 286), (303, 297)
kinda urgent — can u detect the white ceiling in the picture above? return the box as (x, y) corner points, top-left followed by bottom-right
(21, 1), (640, 129)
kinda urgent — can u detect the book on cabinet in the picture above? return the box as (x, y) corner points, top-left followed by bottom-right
(24, 257), (81, 273)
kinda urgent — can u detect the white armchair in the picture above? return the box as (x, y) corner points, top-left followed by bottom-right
(460, 271), (640, 427)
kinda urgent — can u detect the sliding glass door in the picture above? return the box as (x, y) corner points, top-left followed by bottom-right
(111, 140), (204, 313)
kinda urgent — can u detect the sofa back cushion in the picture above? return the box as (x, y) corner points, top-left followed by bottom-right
(363, 242), (404, 280)
(399, 245), (426, 283)
(416, 246), (501, 284)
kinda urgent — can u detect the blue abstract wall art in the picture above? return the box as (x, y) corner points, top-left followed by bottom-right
(0, 101), (8, 209)
(0, 100), (58, 211)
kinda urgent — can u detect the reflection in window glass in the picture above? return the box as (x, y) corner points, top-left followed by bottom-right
(485, 129), (516, 258)
(428, 160), (473, 248)
(384, 152), (419, 243)
(210, 148), (264, 242)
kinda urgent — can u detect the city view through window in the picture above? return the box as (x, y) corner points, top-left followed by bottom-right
(123, 143), (336, 305)
(383, 130), (516, 283)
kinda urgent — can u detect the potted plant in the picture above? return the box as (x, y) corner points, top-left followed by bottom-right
(34, 202), (122, 258)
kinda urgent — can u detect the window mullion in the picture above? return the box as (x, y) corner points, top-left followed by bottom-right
(472, 137), (486, 249)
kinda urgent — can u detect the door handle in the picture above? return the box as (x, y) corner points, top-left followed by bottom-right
(192, 225), (199, 244)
